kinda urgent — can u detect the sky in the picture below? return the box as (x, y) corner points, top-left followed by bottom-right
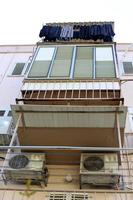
(0, 0), (133, 45)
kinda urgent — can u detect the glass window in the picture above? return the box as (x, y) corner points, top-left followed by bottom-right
(0, 111), (5, 116)
(27, 45), (116, 79)
(96, 47), (115, 78)
(12, 63), (25, 75)
(28, 47), (55, 78)
(123, 62), (133, 74)
(7, 111), (12, 117)
(50, 46), (73, 78)
(74, 47), (93, 78)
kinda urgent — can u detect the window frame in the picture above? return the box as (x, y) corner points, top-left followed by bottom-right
(28, 46), (56, 78)
(122, 61), (133, 75)
(49, 46), (74, 79)
(95, 46), (116, 78)
(26, 44), (118, 80)
(73, 46), (95, 79)
(10, 62), (26, 76)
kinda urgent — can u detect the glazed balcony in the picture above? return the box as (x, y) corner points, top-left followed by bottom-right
(16, 43), (123, 106)
(16, 79), (123, 106)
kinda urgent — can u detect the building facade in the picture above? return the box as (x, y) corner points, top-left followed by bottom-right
(0, 22), (133, 199)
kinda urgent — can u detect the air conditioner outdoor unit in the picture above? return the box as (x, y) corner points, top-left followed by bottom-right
(80, 153), (120, 187)
(0, 117), (12, 146)
(4, 153), (48, 185)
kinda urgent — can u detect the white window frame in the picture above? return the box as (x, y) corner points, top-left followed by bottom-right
(26, 44), (118, 80)
(49, 46), (74, 79)
(24, 60), (31, 75)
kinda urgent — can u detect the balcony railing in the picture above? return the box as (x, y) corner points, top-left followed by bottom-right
(16, 79), (123, 105)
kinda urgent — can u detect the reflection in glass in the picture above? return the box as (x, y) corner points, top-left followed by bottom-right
(50, 46), (73, 78)
(96, 47), (115, 78)
(28, 47), (55, 78)
(74, 47), (93, 78)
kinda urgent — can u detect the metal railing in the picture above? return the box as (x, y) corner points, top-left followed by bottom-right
(0, 190), (133, 200)
(16, 79), (123, 105)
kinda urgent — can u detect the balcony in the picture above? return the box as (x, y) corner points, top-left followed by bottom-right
(10, 105), (127, 147)
(0, 104), (130, 199)
(15, 42), (123, 106)
(16, 79), (123, 106)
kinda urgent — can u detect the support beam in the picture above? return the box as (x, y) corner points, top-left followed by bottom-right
(0, 146), (133, 151)
(116, 113), (122, 148)
(19, 106), (26, 131)
(15, 110), (124, 114)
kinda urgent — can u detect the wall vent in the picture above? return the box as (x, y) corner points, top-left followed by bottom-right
(49, 193), (67, 200)
(49, 193), (89, 200)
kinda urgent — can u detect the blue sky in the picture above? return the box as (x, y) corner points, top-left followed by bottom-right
(0, 0), (133, 44)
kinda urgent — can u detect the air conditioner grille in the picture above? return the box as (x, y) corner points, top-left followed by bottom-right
(83, 156), (104, 171)
(9, 155), (29, 169)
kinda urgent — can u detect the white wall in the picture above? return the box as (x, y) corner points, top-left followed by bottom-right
(117, 44), (133, 107)
(117, 43), (133, 148)
(0, 45), (33, 110)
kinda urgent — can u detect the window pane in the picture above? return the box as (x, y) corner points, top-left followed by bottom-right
(7, 111), (12, 116)
(96, 47), (113, 61)
(123, 62), (133, 74)
(36, 48), (54, 60)
(28, 47), (55, 78)
(96, 47), (115, 78)
(50, 46), (73, 78)
(0, 111), (5, 116)
(74, 47), (93, 78)
(12, 63), (25, 75)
